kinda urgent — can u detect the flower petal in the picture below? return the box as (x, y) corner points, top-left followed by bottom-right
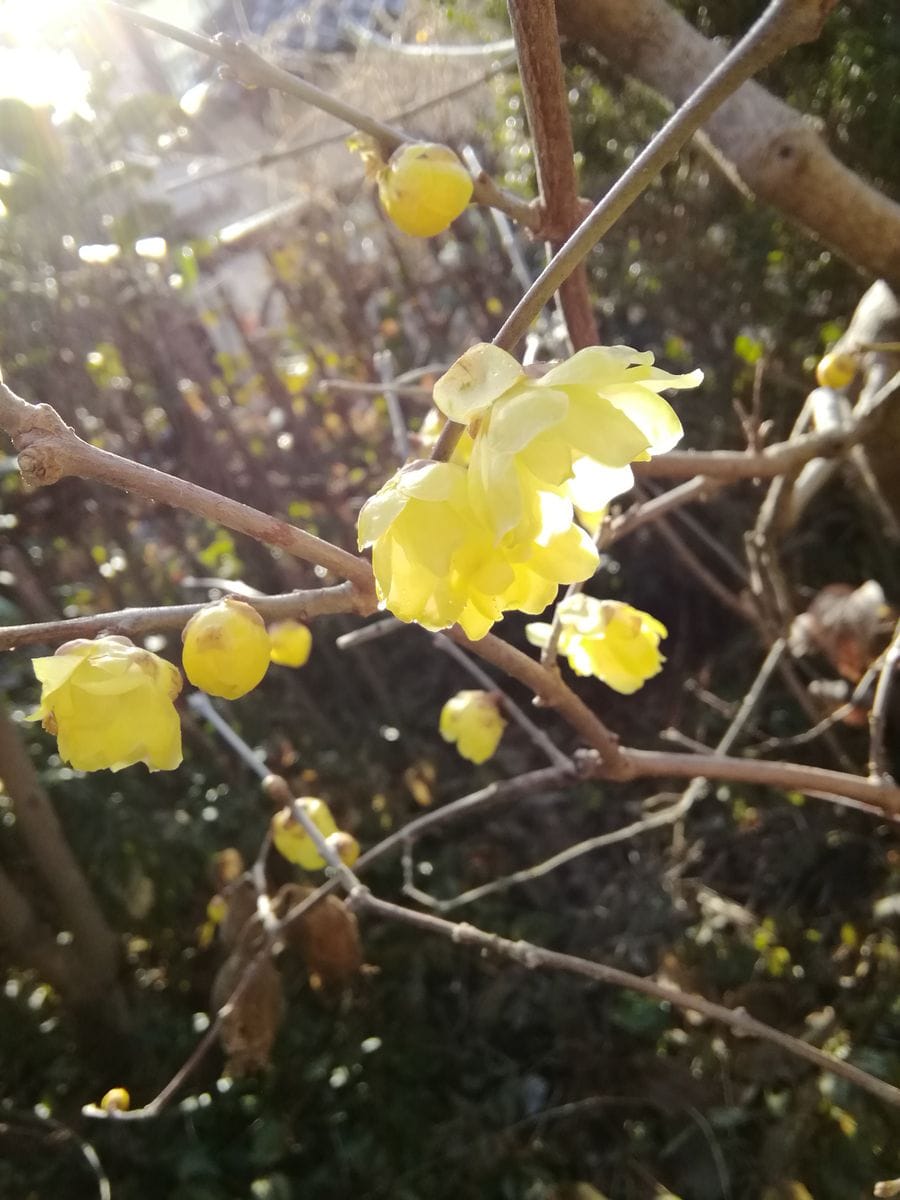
(433, 344), (524, 423)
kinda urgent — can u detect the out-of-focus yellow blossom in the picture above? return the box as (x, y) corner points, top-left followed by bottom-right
(358, 460), (598, 639)
(327, 830), (361, 867)
(29, 636), (182, 772)
(100, 1088), (131, 1113)
(434, 343), (700, 537)
(377, 142), (473, 237)
(439, 689), (506, 764)
(526, 595), (668, 694)
(815, 350), (857, 390)
(268, 619), (312, 668)
(271, 798), (339, 871)
(182, 597), (271, 700)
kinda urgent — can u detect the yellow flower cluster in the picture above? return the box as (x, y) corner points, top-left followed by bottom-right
(439, 689), (506, 764)
(30, 602), (317, 775)
(526, 596), (668, 694)
(359, 343), (700, 638)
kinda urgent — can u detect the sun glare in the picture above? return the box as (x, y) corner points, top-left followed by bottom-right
(0, 0), (93, 121)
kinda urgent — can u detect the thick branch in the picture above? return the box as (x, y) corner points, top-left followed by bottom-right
(0, 863), (82, 996)
(556, 0), (900, 283)
(0, 708), (120, 993)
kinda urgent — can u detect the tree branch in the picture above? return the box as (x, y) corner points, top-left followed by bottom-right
(356, 890), (900, 1108)
(508, 0), (598, 349)
(0, 585), (360, 653)
(603, 746), (900, 815)
(556, 0), (900, 283)
(0, 708), (121, 998)
(0, 374), (377, 598)
(101, 1), (541, 233)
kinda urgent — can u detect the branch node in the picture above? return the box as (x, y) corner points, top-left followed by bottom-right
(18, 441), (66, 489)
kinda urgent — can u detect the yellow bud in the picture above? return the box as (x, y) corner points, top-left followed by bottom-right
(439, 690), (506, 765)
(327, 830), (361, 868)
(268, 620), (312, 668)
(182, 597), (271, 700)
(100, 1087), (130, 1113)
(815, 350), (857, 390)
(28, 636), (182, 772)
(206, 894), (227, 924)
(271, 798), (338, 870)
(377, 142), (473, 238)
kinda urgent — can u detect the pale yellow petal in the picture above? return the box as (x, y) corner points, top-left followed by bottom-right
(433, 343), (524, 423)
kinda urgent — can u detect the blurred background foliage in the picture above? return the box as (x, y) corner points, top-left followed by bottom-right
(0, 0), (898, 1196)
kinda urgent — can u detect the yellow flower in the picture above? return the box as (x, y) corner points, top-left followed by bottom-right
(526, 595), (668, 694)
(100, 1088), (131, 1113)
(271, 798), (338, 870)
(439, 690), (506, 764)
(29, 636), (182, 772)
(327, 830), (361, 868)
(358, 460), (598, 639)
(378, 142), (473, 237)
(182, 597), (271, 700)
(268, 620), (312, 668)
(815, 350), (857, 389)
(434, 343), (700, 537)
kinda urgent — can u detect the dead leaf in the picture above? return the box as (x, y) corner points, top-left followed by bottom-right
(789, 581), (894, 682)
(275, 883), (363, 987)
(211, 948), (284, 1077)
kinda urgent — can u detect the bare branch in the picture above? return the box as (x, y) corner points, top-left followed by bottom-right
(0, 586), (360, 652)
(101, 2), (541, 232)
(602, 746), (900, 816)
(432, 0), (840, 462)
(508, 0), (598, 349)
(0, 375), (376, 598)
(355, 890), (900, 1108)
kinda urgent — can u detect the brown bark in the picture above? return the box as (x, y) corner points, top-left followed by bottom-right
(508, 0), (599, 349)
(556, 0), (900, 284)
(0, 707), (120, 998)
(0, 863), (81, 994)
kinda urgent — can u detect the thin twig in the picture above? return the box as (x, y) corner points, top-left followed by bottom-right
(416, 792), (689, 912)
(0, 586), (359, 652)
(101, 1), (540, 231)
(376, 350), (410, 461)
(166, 59), (515, 193)
(868, 618), (900, 782)
(649, 512), (751, 622)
